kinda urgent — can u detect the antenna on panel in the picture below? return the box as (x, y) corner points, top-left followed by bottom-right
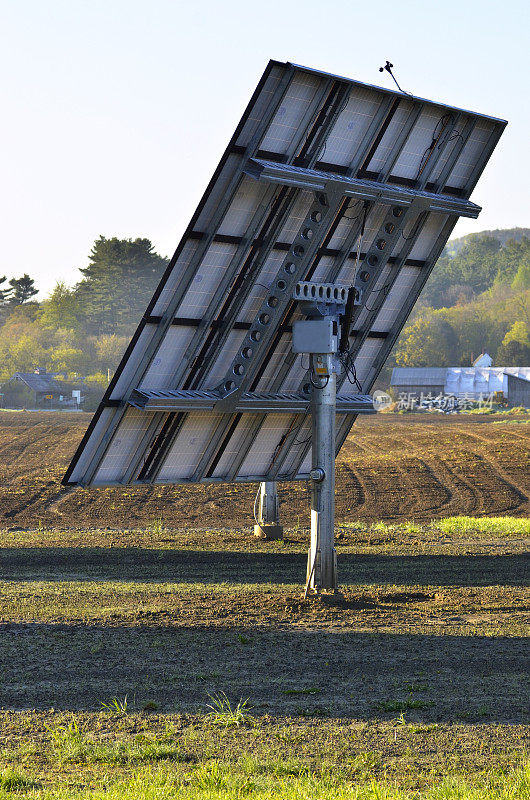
(379, 60), (412, 96)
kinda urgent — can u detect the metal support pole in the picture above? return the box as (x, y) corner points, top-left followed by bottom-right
(307, 353), (337, 591)
(254, 481), (283, 540)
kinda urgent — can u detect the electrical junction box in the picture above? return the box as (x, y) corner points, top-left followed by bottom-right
(292, 318), (339, 354)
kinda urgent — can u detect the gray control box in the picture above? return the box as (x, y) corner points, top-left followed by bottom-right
(292, 318), (339, 354)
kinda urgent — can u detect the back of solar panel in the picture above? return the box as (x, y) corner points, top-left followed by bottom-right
(64, 60), (506, 487)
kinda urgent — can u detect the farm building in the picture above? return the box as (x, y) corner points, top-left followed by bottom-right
(506, 373), (530, 407)
(4, 369), (84, 409)
(391, 367), (530, 406)
(389, 368), (447, 399)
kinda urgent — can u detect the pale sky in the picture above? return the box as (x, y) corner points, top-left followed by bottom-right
(1, 0), (527, 297)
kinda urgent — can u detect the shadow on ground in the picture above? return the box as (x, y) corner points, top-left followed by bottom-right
(0, 547), (528, 586)
(0, 622), (527, 723)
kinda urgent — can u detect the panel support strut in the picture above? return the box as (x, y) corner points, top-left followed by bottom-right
(254, 481), (283, 540)
(291, 280), (344, 592)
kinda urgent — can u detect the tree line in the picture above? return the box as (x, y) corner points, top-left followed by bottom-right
(0, 237), (168, 395)
(0, 229), (529, 405)
(392, 230), (530, 371)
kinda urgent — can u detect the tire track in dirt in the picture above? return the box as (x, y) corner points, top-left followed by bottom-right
(1, 412), (529, 527)
(369, 429), (485, 519)
(393, 457), (454, 517)
(455, 428), (529, 507)
(337, 463), (380, 519)
(417, 456), (478, 517)
(0, 423), (49, 464)
(338, 464), (366, 508)
(339, 439), (412, 519)
(344, 429), (475, 520)
(392, 421), (529, 517)
(438, 430), (529, 515)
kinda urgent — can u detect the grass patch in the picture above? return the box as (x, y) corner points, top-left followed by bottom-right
(0, 761), (527, 799)
(493, 419), (530, 424)
(205, 693), (255, 728)
(0, 712), (528, 797)
(45, 720), (182, 765)
(0, 768), (38, 792)
(341, 521), (425, 536)
(99, 696), (130, 714)
(0, 512), (527, 796)
(341, 517), (530, 540)
(437, 516), (530, 537)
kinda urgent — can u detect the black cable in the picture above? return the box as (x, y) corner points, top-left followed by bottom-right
(300, 353), (311, 371)
(293, 434), (313, 446)
(339, 201), (370, 354)
(306, 90), (351, 157)
(363, 282), (392, 312)
(338, 350), (362, 392)
(402, 215), (424, 242)
(342, 199), (364, 221)
(415, 113), (455, 181)
(310, 373), (329, 389)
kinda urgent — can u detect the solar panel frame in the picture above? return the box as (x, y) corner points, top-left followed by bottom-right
(63, 60), (506, 488)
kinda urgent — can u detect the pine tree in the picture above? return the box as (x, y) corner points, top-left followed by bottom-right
(0, 276), (13, 305)
(9, 274), (38, 304)
(74, 237), (167, 335)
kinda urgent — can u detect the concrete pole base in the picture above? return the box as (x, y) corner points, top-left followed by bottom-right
(253, 523), (284, 540)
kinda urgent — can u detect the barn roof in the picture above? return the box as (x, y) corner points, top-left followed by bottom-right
(390, 368), (447, 387)
(12, 372), (72, 393)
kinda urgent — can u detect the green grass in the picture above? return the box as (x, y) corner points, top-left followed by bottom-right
(437, 516), (530, 537)
(460, 406), (530, 416)
(45, 721), (181, 766)
(493, 419), (530, 424)
(0, 516), (527, 797)
(0, 767), (38, 792)
(205, 693), (255, 728)
(99, 696), (130, 714)
(0, 762), (527, 799)
(147, 518), (167, 536)
(340, 517), (530, 539)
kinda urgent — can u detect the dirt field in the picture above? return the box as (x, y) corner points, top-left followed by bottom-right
(0, 410), (528, 529)
(0, 412), (528, 795)
(0, 518), (528, 794)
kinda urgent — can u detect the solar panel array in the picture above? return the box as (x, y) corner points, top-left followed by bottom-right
(64, 60), (506, 487)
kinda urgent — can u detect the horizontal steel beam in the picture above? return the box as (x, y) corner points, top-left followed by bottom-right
(245, 158), (482, 218)
(129, 389), (375, 414)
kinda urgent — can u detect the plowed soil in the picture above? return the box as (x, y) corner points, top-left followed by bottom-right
(0, 412), (528, 790)
(0, 411), (528, 529)
(0, 519), (528, 722)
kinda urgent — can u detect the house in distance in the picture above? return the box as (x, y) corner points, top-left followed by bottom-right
(2, 368), (85, 410)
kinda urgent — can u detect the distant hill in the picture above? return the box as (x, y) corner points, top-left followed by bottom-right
(388, 227), (530, 372)
(446, 227), (530, 256)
